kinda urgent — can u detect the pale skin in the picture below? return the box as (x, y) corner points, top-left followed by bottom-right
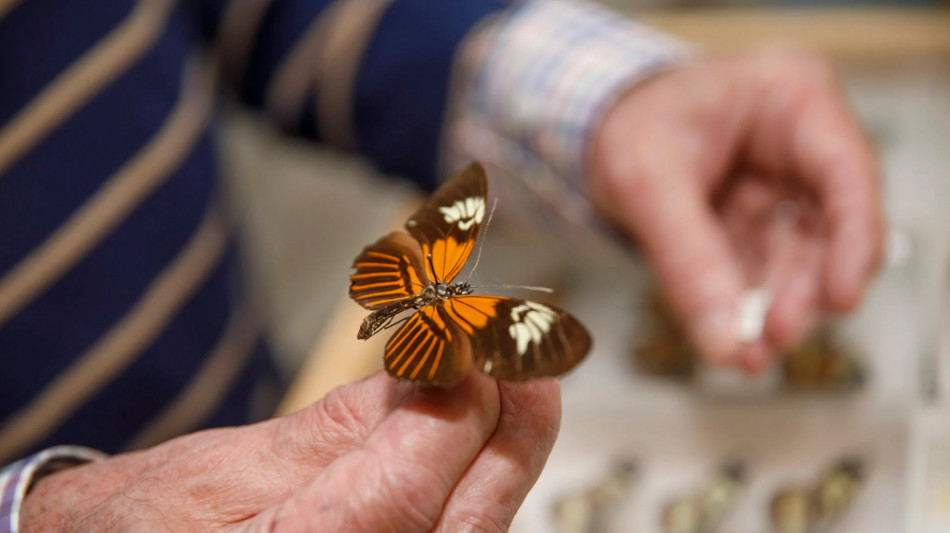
(20, 48), (882, 530)
(589, 47), (883, 372)
(21, 372), (560, 532)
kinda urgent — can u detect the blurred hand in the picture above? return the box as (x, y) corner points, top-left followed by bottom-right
(20, 371), (560, 532)
(589, 47), (884, 372)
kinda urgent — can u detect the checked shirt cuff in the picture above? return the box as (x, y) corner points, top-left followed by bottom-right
(1, 446), (107, 533)
(444, 0), (691, 227)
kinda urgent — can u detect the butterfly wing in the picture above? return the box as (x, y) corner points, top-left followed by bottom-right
(443, 295), (591, 381)
(384, 303), (473, 386)
(405, 162), (488, 283)
(349, 231), (429, 310)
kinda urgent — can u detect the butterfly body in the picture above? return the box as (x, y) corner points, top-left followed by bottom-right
(349, 162), (591, 386)
(358, 281), (473, 340)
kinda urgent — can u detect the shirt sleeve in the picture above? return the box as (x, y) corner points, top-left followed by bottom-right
(442, 0), (691, 227)
(196, 0), (508, 190)
(0, 446), (107, 533)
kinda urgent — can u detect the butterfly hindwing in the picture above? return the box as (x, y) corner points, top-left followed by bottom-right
(384, 303), (473, 386)
(351, 161), (592, 385)
(349, 231), (429, 310)
(405, 162), (488, 283)
(443, 295), (591, 381)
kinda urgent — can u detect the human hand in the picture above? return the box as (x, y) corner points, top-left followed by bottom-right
(589, 47), (884, 372)
(20, 371), (560, 532)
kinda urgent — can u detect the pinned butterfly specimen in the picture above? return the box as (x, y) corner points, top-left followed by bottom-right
(662, 459), (746, 533)
(553, 458), (638, 533)
(770, 455), (867, 533)
(349, 162), (591, 386)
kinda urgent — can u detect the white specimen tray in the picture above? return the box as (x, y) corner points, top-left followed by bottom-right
(474, 220), (928, 533)
(512, 401), (908, 533)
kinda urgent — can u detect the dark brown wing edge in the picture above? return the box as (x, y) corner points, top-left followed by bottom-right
(444, 296), (592, 382)
(404, 162), (488, 283)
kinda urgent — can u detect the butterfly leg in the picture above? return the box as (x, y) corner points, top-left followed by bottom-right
(358, 301), (416, 340)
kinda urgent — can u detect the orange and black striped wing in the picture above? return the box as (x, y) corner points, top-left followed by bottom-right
(384, 303), (473, 386)
(443, 295), (592, 381)
(349, 231), (429, 310)
(405, 162), (488, 283)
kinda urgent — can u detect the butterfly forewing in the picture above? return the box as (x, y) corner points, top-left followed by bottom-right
(444, 295), (591, 381)
(384, 303), (473, 386)
(349, 231), (429, 310)
(405, 162), (488, 283)
(350, 161), (593, 386)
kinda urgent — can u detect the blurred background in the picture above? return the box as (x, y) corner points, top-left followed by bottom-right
(219, 0), (950, 532)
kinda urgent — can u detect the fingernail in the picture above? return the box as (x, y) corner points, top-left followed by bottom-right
(693, 307), (739, 364)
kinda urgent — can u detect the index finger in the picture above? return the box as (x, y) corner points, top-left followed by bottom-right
(432, 379), (562, 532)
(788, 76), (884, 312)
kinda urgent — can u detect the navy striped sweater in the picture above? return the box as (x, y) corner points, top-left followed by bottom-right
(0, 0), (505, 464)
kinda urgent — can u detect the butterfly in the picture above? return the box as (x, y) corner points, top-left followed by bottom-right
(349, 162), (592, 386)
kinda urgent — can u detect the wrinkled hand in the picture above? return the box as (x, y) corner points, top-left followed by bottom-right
(20, 372), (560, 532)
(590, 47), (884, 372)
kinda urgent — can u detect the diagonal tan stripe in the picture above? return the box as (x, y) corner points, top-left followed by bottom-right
(218, 0), (274, 86)
(124, 303), (261, 451)
(264, 7), (334, 129)
(0, 55), (217, 327)
(0, 0), (22, 22)
(0, 205), (230, 462)
(0, 0), (176, 175)
(314, 0), (394, 149)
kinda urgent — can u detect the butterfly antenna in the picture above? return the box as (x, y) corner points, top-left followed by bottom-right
(470, 283), (554, 294)
(426, 252), (439, 283)
(465, 198), (498, 284)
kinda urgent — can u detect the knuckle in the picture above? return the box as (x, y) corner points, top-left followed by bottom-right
(592, 162), (652, 219)
(499, 381), (560, 440)
(271, 387), (370, 463)
(313, 387), (371, 439)
(752, 46), (837, 98)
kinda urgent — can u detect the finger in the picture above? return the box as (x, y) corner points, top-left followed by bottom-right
(764, 237), (823, 350)
(623, 175), (746, 364)
(785, 74), (884, 312)
(717, 176), (785, 282)
(252, 374), (502, 533)
(271, 370), (415, 469)
(432, 379), (561, 532)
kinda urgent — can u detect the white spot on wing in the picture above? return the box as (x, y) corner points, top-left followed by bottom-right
(508, 302), (557, 355)
(438, 196), (485, 231)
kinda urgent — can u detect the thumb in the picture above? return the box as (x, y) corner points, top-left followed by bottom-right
(595, 168), (745, 364)
(244, 374), (502, 533)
